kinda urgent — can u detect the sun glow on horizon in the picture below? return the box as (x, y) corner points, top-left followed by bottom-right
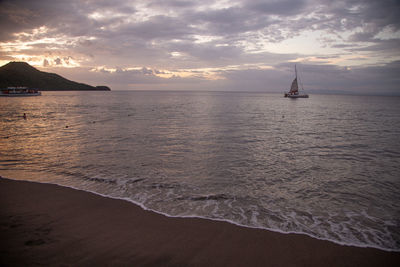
(0, 25), (99, 69)
(1, 0), (399, 94)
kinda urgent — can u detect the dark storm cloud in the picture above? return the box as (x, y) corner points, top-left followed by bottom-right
(2, 0), (399, 50)
(246, 0), (308, 15)
(147, 0), (196, 9)
(1, 0), (399, 94)
(54, 58), (62, 65)
(0, 0), (82, 40)
(119, 15), (193, 40)
(187, 7), (263, 35)
(0, 0), (136, 41)
(2, 0), (399, 41)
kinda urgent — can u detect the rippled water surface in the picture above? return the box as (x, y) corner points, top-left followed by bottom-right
(1, 91), (399, 251)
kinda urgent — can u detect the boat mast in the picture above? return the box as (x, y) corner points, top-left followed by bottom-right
(296, 64), (304, 91)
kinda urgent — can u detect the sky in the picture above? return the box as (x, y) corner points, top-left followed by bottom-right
(0, 0), (399, 94)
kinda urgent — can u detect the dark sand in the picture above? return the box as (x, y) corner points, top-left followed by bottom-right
(1, 178), (399, 266)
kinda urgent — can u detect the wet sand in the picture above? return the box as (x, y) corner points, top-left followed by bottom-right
(1, 178), (399, 266)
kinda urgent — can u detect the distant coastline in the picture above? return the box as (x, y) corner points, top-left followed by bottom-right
(0, 62), (110, 91)
(37, 86), (111, 91)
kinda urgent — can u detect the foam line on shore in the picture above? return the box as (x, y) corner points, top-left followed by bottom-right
(2, 176), (400, 266)
(1, 175), (398, 252)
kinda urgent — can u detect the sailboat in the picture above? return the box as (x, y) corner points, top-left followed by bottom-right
(284, 65), (309, 98)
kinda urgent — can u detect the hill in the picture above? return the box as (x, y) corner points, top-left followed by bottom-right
(0, 62), (110, 91)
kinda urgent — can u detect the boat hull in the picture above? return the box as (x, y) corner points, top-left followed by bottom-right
(286, 94), (309, 98)
(0, 92), (41, 97)
(284, 65), (309, 98)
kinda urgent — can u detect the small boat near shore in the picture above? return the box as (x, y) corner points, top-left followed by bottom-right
(0, 87), (41, 97)
(284, 65), (309, 98)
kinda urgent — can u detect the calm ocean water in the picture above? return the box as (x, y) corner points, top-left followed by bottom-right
(1, 91), (399, 251)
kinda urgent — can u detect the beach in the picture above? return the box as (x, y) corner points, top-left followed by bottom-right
(1, 178), (399, 266)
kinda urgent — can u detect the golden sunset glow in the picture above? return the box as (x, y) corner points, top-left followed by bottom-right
(1, 2), (400, 263)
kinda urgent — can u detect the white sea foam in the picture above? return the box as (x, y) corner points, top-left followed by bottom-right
(2, 175), (399, 252)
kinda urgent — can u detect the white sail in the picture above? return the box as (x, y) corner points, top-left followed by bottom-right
(284, 64), (309, 98)
(290, 78), (298, 93)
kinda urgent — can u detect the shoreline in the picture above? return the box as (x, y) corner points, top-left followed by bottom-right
(1, 177), (399, 266)
(13, 178), (396, 253)
(1, 173), (397, 253)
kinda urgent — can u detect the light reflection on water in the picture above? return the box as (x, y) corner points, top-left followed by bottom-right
(1, 91), (400, 251)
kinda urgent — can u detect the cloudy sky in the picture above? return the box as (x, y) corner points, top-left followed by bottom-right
(1, 0), (399, 94)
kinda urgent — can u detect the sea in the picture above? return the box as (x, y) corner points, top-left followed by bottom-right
(1, 91), (399, 251)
